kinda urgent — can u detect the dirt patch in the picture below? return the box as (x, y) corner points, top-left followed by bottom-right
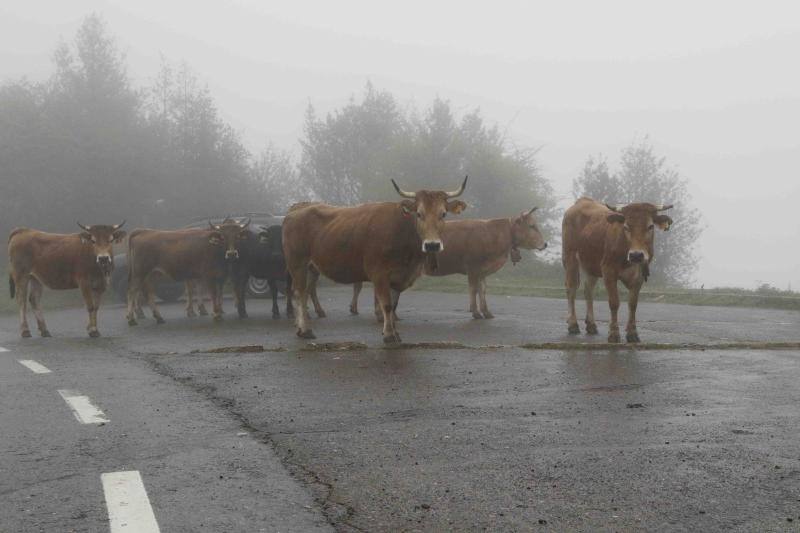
(189, 345), (286, 354)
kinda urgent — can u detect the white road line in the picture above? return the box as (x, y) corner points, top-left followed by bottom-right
(102, 471), (161, 533)
(0, 346), (9, 352)
(18, 360), (52, 374)
(57, 390), (109, 424)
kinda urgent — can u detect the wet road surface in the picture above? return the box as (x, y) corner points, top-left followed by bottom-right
(1, 286), (799, 531)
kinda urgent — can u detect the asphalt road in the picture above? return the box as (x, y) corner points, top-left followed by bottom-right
(1, 286), (799, 532)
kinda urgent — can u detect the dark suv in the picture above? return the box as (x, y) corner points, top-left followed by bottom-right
(110, 213), (285, 302)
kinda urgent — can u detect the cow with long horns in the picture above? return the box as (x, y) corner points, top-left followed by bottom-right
(8, 221), (127, 337)
(125, 218), (251, 324)
(562, 198), (674, 343)
(282, 177), (468, 343)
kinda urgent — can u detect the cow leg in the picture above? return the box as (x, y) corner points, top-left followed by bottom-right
(603, 271), (621, 343)
(79, 280), (100, 338)
(350, 282), (362, 315)
(185, 280), (197, 317)
(467, 272), (482, 319)
(285, 274), (295, 319)
(208, 278), (223, 322)
(144, 278), (165, 324)
(374, 279), (400, 344)
(583, 274), (599, 334)
(267, 279), (280, 319)
(234, 275), (248, 319)
(564, 254), (581, 334)
(307, 267), (326, 318)
(197, 282), (209, 316)
(14, 273), (32, 338)
(135, 288), (146, 319)
(479, 277), (494, 319)
(391, 288), (401, 322)
(28, 277), (50, 337)
(288, 261), (314, 338)
(622, 275), (644, 343)
(373, 291), (383, 323)
(126, 272), (143, 326)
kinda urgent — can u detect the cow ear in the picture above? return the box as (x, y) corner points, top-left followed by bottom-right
(79, 232), (93, 244)
(112, 230), (127, 243)
(208, 233), (223, 245)
(400, 199), (416, 215)
(607, 213), (625, 224)
(447, 200), (467, 214)
(654, 214), (673, 231)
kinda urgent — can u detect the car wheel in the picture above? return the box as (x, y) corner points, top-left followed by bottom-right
(247, 276), (271, 298)
(155, 282), (184, 303)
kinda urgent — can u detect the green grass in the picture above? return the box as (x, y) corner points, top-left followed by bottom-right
(412, 260), (800, 312)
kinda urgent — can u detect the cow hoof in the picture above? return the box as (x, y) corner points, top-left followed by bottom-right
(472, 312), (484, 320)
(608, 331), (621, 343)
(128, 318), (138, 326)
(350, 307), (359, 315)
(567, 323), (580, 335)
(626, 332), (641, 343)
(316, 310), (326, 318)
(238, 312), (248, 319)
(41, 330), (51, 338)
(272, 312), (280, 320)
(482, 311), (494, 319)
(297, 329), (316, 339)
(155, 316), (166, 325)
(585, 322), (599, 335)
(88, 330), (101, 338)
(383, 333), (402, 344)
(21, 330), (32, 338)
(186, 310), (197, 318)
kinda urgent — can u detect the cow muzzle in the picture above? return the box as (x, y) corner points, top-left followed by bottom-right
(96, 254), (113, 273)
(225, 250), (240, 260)
(422, 240), (443, 253)
(627, 250), (646, 263)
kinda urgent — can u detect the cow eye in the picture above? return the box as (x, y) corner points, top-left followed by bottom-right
(441, 212), (447, 219)
(623, 225), (631, 232)
(417, 212), (423, 219)
(648, 224), (654, 231)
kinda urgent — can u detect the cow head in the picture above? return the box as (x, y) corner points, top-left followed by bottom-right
(77, 221), (126, 275)
(605, 203), (673, 263)
(392, 176), (468, 253)
(511, 207), (548, 251)
(208, 218), (251, 261)
(257, 225), (283, 257)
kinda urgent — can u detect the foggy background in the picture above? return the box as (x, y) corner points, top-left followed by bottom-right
(2, 0), (798, 289)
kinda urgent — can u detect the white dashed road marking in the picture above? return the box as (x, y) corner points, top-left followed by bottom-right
(57, 390), (109, 424)
(18, 360), (52, 374)
(0, 346), (9, 352)
(102, 471), (161, 533)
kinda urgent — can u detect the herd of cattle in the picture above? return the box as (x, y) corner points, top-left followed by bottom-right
(7, 177), (674, 344)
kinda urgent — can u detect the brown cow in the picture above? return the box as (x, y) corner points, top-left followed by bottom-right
(562, 198), (673, 343)
(282, 177), (468, 343)
(8, 222), (127, 338)
(126, 219), (251, 325)
(321, 207), (547, 320)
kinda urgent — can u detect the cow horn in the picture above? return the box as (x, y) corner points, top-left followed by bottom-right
(527, 206), (538, 215)
(77, 222), (91, 231)
(655, 204), (673, 212)
(240, 218), (251, 229)
(605, 203), (624, 212)
(391, 179), (416, 199)
(112, 220), (126, 231)
(445, 175), (468, 198)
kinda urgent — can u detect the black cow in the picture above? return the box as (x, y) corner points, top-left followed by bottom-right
(229, 219), (294, 320)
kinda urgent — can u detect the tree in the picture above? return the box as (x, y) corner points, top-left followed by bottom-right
(250, 144), (305, 214)
(298, 84), (556, 230)
(572, 137), (703, 286)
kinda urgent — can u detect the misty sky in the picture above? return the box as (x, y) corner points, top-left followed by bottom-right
(2, 0), (799, 289)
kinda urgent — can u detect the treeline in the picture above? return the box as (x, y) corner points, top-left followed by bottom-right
(0, 15), (701, 285)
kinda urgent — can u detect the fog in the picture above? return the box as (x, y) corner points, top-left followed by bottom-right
(2, 0), (799, 289)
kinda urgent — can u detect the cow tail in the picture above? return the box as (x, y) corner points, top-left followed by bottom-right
(9, 275), (15, 299)
(127, 232), (136, 286)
